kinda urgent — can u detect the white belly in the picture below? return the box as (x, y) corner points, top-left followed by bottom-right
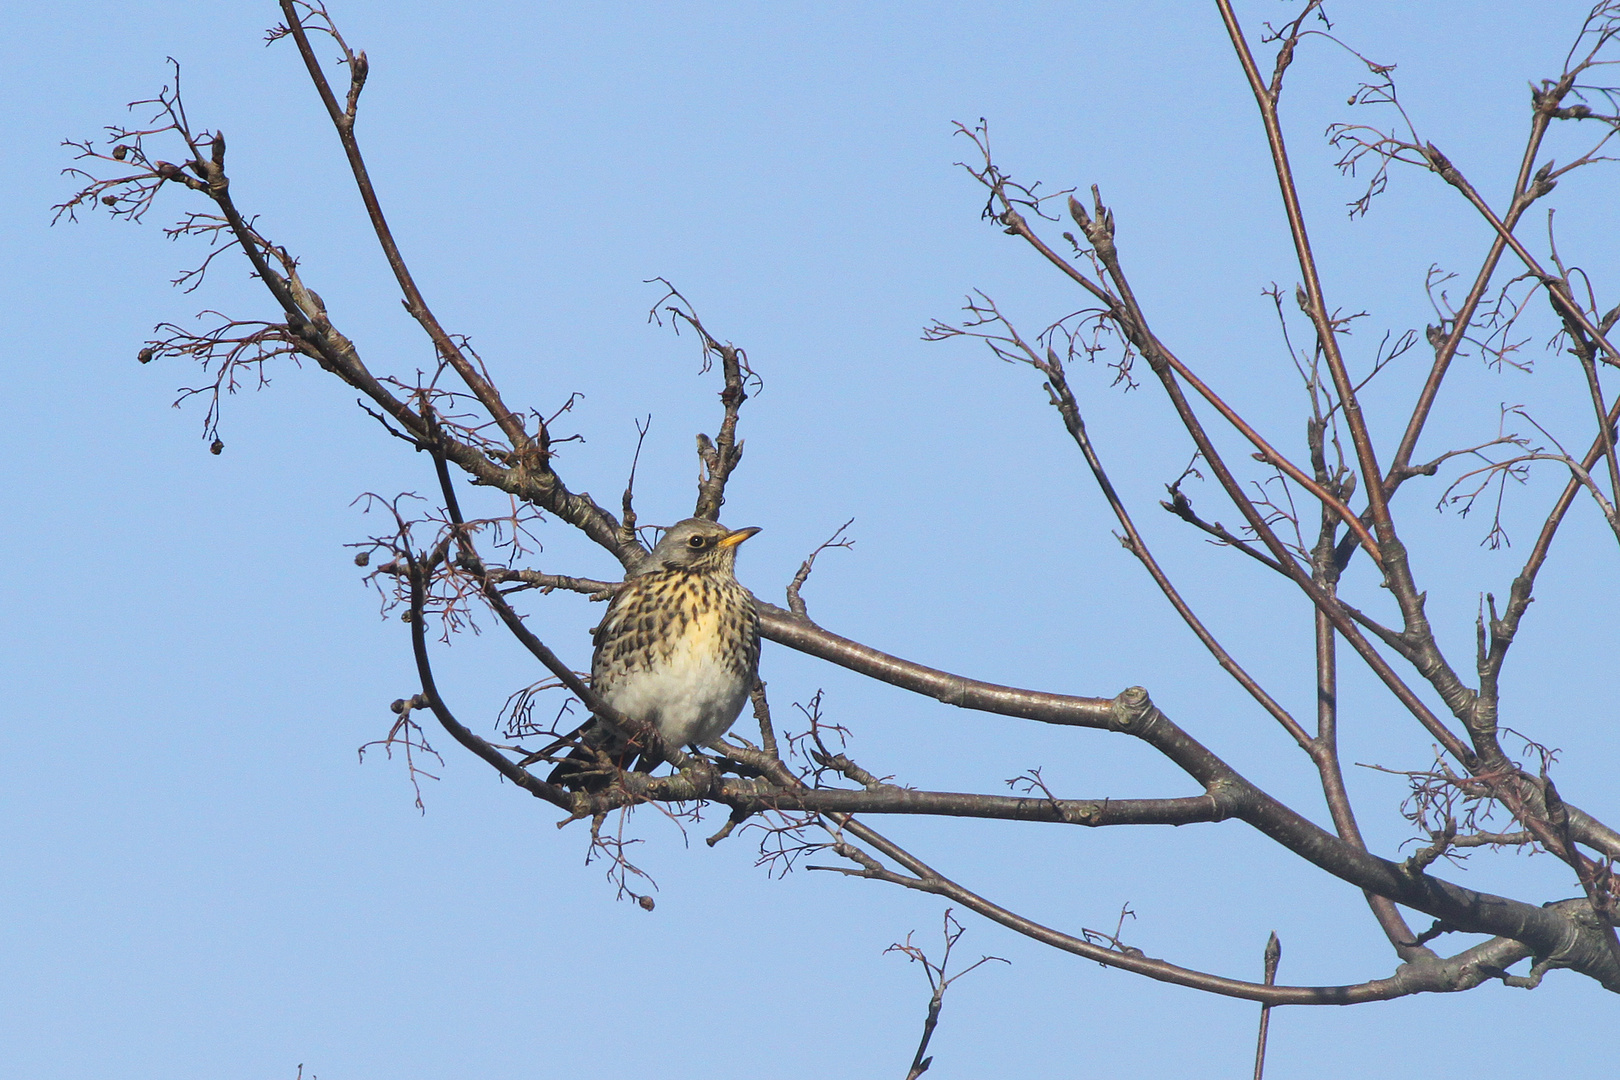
(599, 612), (750, 747)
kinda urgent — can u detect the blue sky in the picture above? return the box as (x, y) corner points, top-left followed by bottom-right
(4, 2), (1617, 1077)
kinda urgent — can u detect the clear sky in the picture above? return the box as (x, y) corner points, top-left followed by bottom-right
(4, 2), (1616, 1077)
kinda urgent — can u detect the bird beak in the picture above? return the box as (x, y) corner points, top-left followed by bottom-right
(718, 526), (762, 548)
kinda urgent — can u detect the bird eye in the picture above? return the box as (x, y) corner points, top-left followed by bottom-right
(687, 535), (707, 549)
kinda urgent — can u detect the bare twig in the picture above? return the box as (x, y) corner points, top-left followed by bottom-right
(886, 910), (1008, 1079)
(786, 519), (855, 617)
(1253, 932), (1282, 1080)
(646, 278), (758, 520)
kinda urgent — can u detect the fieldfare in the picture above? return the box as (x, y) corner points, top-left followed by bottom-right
(548, 518), (761, 789)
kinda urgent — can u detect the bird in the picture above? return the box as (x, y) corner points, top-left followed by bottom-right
(548, 517), (761, 789)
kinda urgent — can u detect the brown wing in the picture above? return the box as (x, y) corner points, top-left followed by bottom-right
(726, 582), (762, 683)
(591, 573), (654, 684)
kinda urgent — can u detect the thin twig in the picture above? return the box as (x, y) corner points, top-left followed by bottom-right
(1253, 932), (1281, 1080)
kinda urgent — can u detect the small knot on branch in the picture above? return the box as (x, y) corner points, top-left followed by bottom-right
(1110, 686), (1153, 731)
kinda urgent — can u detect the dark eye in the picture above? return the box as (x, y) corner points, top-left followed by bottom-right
(687, 535), (707, 549)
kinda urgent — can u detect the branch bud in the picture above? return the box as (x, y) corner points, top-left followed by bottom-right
(1067, 194), (1090, 228)
(1422, 142), (1461, 187)
(1089, 185), (1114, 241)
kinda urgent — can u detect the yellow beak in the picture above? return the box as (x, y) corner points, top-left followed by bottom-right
(717, 526), (762, 549)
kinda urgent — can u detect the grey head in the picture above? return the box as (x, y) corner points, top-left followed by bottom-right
(636, 517), (761, 575)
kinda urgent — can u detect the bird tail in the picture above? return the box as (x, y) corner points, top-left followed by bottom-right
(543, 719), (655, 789)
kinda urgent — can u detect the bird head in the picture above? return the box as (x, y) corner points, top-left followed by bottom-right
(640, 518), (760, 574)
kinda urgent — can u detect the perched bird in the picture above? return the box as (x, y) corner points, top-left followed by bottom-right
(548, 517), (761, 789)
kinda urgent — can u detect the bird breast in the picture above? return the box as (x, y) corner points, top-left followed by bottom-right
(592, 569), (758, 749)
